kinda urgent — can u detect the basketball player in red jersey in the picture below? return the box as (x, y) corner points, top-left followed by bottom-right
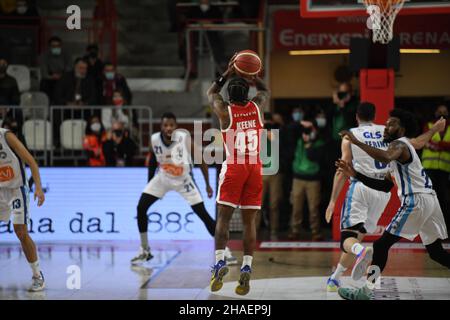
(206, 54), (270, 295)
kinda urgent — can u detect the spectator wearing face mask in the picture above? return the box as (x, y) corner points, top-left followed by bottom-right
(103, 121), (137, 167)
(101, 90), (131, 130)
(83, 115), (106, 166)
(288, 118), (326, 241)
(329, 82), (358, 158)
(54, 57), (99, 107)
(13, 0), (39, 21)
(101, 62), (132, 106)
(421, 103), (450, 231)
(39, 36), (72, 104)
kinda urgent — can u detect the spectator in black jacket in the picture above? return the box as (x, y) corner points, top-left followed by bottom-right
(54, 57), (99, 107)
(0, 57), (23, 130)
(84, 44), (104, 94)
(39, 36), (72, 104)
(103, 121), (137, 167)
(0, 57), (20, 105)
(101, 62), (132, 105)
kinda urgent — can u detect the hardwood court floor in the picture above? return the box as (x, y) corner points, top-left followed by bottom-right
(0, 240), (449, 300)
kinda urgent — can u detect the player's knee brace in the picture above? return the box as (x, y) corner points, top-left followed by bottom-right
(340, 231), (359, 253)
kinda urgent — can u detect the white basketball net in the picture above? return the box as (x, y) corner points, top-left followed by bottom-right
(363, 0), (406, 44)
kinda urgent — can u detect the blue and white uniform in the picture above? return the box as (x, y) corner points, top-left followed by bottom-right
(0, 128), (30, 225)
(143, 129), (203, 205)
(386, 137), (448, 244)
(341, 124), (391, 233)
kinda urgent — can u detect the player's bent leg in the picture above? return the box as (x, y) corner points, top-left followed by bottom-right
(191, 202), (238, 265)
(339, 231), (402, 300)
(235, 208), (258, 296)
(210, 204), (234, 292)
(131, 193), (159, 265)
(14, 224), (44, 292)
(425, 239), (450, 268)
(328, 230), (364, 291)
(339, 224), (372, 281)
(191, 202), (216, 237)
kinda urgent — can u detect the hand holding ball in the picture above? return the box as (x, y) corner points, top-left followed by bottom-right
(233, 50), (262, 78)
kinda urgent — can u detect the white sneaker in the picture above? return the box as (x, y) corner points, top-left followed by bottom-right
(29, 271), (45, 292)
(224, 247), (238, 265)
(130, 247), (154, 265)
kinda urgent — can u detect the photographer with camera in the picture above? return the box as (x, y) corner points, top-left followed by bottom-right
(288, 117), (326, 241)
(103, 121), (137, 167)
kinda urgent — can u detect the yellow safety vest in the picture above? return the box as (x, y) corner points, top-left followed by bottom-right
(421, 122), (450, 173)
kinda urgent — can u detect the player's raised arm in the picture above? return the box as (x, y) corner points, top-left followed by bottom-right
(207, 54), (237, 128)
(325, 137), (352, 223)
(340, 130), (409, 164)
(409, 116), (446, 150)
(251, 76), (270, 116)
(336, 159), (394, 193)
(5, 132), (45, 206)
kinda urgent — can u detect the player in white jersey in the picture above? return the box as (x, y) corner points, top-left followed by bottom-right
(0, 128), (45, 291)
(325, 103), (442, 292)
(130, 112), (236, 265)
(337, 109), (449, 300)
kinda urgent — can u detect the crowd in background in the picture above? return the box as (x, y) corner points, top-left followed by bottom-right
(1, 0), (449, 240)
(259, 84), (450, 240)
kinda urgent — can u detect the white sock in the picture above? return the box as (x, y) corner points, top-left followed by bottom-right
(140, 232), (149, 250)
(224, 247), (232, 258)
(330, 263), (347, 280)
(215, 250), (225, 264)
(242, 255), (253, 268)
(351, 243), (365, 256)
(29, 260), (41, 278)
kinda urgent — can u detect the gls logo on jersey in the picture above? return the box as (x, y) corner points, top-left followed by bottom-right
(363, 131), (383, 139)
(66, 5), (81, 30)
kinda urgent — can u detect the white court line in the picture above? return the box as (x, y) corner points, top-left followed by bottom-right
(259, 242), (450, 249)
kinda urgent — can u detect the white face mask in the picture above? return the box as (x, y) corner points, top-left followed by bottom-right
(91, 123), (101, 132)
(17, 6), (27, 14)
(200, 4), (210, 12)
(316, 117), (327, 128)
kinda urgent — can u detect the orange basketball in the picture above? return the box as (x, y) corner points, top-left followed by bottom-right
(233, 50), (262, 77)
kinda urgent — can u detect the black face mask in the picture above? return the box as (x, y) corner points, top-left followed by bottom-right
(436, 114), (448, 120)
(113, 129), (123, 138)
(0, 65), (7, 74)
(337, 91), (349, 100)
(89, 51), (98, 58)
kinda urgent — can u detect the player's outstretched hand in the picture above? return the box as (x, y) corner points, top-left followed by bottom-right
(335, 159), (356, 178)
(339, 130), (358, 144)
(206, 185), (213, 198)
(325, 202), (335, 224)
(433, 116), (446, 133)
(34, 187), (45, 207)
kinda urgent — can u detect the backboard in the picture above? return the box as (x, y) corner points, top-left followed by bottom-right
(300, 0), (450, 18)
